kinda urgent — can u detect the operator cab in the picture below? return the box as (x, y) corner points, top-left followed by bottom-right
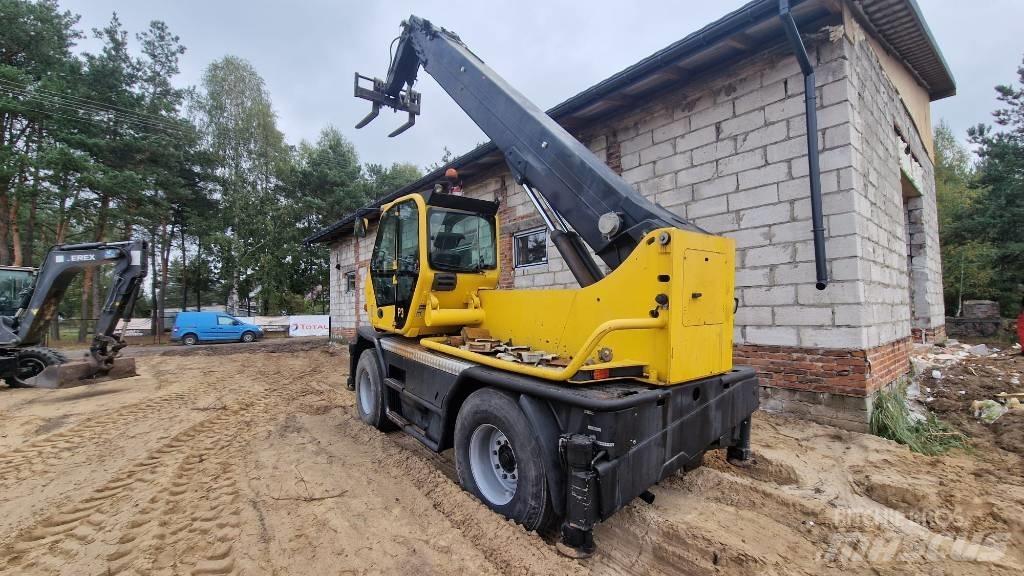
(369, 189), (499, 334)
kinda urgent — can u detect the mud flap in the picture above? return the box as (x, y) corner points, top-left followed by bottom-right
(23, 358), (138, 389)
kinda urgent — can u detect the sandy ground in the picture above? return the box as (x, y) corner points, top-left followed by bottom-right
(0, 342), (1020, 575)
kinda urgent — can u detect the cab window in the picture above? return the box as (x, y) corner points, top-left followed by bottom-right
(217, 316), (235, 326)
(428, 208), (496, 272)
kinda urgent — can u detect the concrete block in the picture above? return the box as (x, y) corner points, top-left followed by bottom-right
(718, 148), (766, 176)
(778, 176), (810, 201)
(746, 326), (799, 346)
(775, 305), (832, 326)
(769, 220), (813, 243)
(821, 79), (850, 107)
(655, 184), (692, 207)
(687, 195), (728, 218)
(738, 202), (790, 228)
(736, 121), (788, 152)
(728, 184), (778, 211)
(773, 262), (816, 285)
(765, 96), (804, 123)
(830, 257), (860, 281)
(799, 326), (866, 349)
(692, 139), (736, 166)
(735, 267), (769, 288)
(738, 162), (789, 189)
(694, 212), (739, 233)
(726, 226), (771, 249)
(817, 102), (851, 129)
(720, 109), (765, 137)
(744, 285), (796, 306)
(744, 243), (793, 266)
(639, 173), (676, 196)
(736, 306), (772, 325)
(818, 145), (853, 172)
(690, 101), (733, 129)
(640, 140), (675, 165)
(620, 152), (640, 171)
(735, 80), (786, 115)
(694, 174), (738, 199)
(766, 136), (808, 164)
(653, 117), (690, 143)
(834, 304), (871, 326)
(621, 163), (653, 184)
(621, 131), (653, 155)
(675, 161), (717, 187)
(797, 281), (864, 305)
(675, 125), (716, 152)
(653, 151), (692, 176)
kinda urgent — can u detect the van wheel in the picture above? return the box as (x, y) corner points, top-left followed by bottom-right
(241, 331), (256, 343)
(455, 388), (553, 531)
(182, 334), (198, 346)
(354, 349), (395, 431)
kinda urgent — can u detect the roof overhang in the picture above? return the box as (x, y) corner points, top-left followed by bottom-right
(306, 0), (954, 245)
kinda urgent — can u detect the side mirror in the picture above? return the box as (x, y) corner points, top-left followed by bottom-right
(354, 217), (370, 238)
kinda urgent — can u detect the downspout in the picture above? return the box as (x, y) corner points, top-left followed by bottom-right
(779, 0), (828, 290)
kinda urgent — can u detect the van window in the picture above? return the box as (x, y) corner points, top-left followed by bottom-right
(217, 316), (235, 326)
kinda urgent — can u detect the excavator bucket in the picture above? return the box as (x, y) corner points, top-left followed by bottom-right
(22, 357), (138, 389)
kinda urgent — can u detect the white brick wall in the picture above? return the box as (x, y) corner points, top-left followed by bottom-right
(326, 24), (943, 352)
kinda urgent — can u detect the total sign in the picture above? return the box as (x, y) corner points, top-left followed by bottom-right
(289, 315), (330, 337)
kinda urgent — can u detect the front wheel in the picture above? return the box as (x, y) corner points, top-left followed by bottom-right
(182, 334), (198, 346)
(354, 349), (395, 431)
(241, 331), (256, 343)
(455, 388), (553, 531)
(5, 347), (64, 388)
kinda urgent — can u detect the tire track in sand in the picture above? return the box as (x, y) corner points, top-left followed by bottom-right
(0, 364), (312, 575)
(0, 384), (205, 490)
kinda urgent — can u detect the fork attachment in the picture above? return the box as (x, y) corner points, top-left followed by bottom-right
(353, 73), (421, 137)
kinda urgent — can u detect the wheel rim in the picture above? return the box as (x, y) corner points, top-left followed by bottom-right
(185, 336), (195, 345)
(358, 370), (373, 415)
(243, 333), (254, 342)
(17, 357), (47, 380)
(469, 423), (517, 505)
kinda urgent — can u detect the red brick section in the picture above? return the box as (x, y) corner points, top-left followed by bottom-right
(734, 337), (911, 397)
(911, 325), (946, 344)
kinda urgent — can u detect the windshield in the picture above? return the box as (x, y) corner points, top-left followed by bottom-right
(428, 208), (497, 272)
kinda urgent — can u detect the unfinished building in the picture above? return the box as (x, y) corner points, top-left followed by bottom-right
(307, 0), (955, 430)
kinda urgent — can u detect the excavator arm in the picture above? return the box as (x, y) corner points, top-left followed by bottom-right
(9, 240), (147, 373)
(355, 16), (703, 285)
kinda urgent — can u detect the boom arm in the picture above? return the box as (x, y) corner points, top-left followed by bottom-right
(13, 240), (147, 368)
(355, 16), (704, 283)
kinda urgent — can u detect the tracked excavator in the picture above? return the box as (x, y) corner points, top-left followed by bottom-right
(0, 240), (147, 389)
(347, 13), (826, 556)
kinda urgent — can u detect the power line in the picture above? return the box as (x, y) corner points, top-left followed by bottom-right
(7, 102), (192, 143)
(0, 78), (188, 132)
(0, 83), (190, 136)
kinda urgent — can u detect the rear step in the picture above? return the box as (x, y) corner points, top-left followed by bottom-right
(385, 407), (439, 451)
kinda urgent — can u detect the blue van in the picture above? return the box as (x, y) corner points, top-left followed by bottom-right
(171, 311), (264, 345)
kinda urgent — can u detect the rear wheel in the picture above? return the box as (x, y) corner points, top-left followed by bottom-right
(455, 388), (553, 531)
(241, 331), (256, 343)
(354, 349), (395, 431)
(182, 333), (198, 346)
(5, 347), (64, 388)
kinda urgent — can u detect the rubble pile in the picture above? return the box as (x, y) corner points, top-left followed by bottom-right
(911, 339), (1024, 454)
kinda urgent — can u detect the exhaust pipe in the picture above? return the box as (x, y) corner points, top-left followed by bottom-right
(779, 0), (828, 290)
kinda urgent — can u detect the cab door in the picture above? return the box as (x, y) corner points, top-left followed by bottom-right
(369, 200), (420, 330)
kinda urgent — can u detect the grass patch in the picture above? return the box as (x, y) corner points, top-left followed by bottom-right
(870, 385), (969, 455)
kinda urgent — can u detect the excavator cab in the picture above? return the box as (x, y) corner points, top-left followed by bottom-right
(367, 190), (499, 337)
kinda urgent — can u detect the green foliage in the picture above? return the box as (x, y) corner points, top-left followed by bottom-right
(870, 385), (968, 456)
(937, 54), (1024, 317)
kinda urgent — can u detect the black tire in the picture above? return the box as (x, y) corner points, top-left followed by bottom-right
(182, 333), (198, 346)
(5, 347), (64, 388)
(241, 331), (256, 343)
(455, 388), (553, 531)
(354, 349), (395, 431)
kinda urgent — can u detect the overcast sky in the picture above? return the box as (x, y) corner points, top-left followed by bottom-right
(59, 0), (1024, 169)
